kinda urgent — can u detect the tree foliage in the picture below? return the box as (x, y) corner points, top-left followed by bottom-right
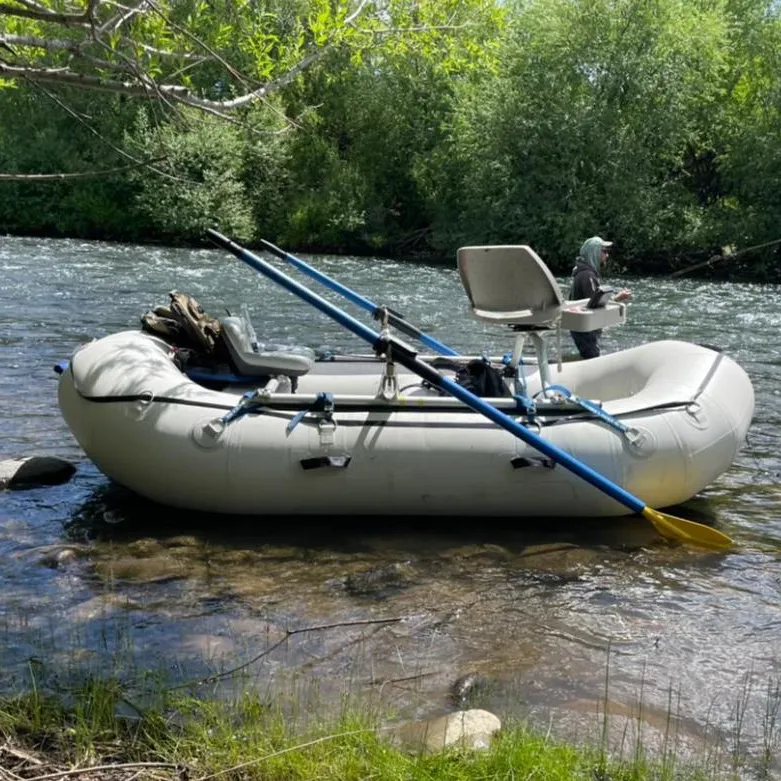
(423, 0), (781, 274)
(1, 0), (781, 278)
(276, 1), (502, 253)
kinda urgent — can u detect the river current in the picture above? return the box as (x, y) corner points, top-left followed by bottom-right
(1, 236), (780, 771)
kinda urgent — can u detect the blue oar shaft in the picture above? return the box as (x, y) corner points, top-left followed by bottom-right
(388, 357), (644, 514)
(210, 231), (381, 348)
(260, 239), (458, 356)
(208, 229), (644, 515)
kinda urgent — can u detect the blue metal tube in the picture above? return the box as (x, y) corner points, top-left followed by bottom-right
(259, 238), (459, 356)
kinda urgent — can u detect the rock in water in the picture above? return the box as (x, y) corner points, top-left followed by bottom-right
(0, 456), (76, 489)
(344, 561), (415, 599)
(450, 672), (491, 707)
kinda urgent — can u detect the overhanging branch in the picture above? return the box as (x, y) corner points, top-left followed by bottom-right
(0, 0), (373, 116)
(0, 46), (329, 112)
(0, 160), (161, 180)
(0, 1), (93, 26)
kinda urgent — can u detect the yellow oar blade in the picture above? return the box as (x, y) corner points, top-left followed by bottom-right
(642, 507), (733, 550)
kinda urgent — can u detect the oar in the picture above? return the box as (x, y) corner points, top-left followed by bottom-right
(258, 238), (458, 356)
(206, 229), (733, 550)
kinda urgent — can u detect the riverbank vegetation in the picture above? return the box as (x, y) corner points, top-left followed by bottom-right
(0, 673), (766, 781)
(2, 0), (781, 280)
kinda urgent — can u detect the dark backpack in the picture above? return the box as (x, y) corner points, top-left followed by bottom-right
(455, 359), (511, 397)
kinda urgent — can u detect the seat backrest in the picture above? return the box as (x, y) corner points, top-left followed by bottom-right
(221, 316), (314, 377)
(221, 316), (254, 354)
(457, 245), (564, 327)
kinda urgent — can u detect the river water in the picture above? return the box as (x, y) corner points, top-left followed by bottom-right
(1, 236), (780, 771)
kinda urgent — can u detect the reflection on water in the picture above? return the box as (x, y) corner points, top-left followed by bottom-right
(1, 236), (781, 769)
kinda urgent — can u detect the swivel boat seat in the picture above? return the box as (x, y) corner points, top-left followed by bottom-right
(220, 315), (315, 389)
(457, 245), (626, 395)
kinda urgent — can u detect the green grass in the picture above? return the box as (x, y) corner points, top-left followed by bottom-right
(0, 635), (777, 781)
(0, 674), (747, 781)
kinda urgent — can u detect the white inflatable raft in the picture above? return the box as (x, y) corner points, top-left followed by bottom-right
(57, 241), (754, 522)
(57, 328), (753, 517)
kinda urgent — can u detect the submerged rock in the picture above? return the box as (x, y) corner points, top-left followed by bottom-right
(34, 543), (89, 569)
(450, 672), (493, 708)
(93, 555), (193, 584)
(344, 561), (416, 600)
(0, 456), (75, 489)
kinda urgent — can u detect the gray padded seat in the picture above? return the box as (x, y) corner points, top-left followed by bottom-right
(458, 245), (564, 328)
(221, 317), (315, 377)
(457, 245), (625, 332)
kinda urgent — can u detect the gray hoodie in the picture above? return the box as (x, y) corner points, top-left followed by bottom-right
(570, 236), (612, 298)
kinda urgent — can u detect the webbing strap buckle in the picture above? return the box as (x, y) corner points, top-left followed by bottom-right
(543, 384), (643, 445)
(220, 389), (259, 426)
(287, 392), (335, 434)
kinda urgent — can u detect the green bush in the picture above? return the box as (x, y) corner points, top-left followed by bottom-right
(128, 109), (256, 243)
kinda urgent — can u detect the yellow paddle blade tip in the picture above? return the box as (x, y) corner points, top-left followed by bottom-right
(642, 507), (734, 550)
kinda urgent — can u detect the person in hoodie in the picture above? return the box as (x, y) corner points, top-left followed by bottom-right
(569, 236), (632, 359)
